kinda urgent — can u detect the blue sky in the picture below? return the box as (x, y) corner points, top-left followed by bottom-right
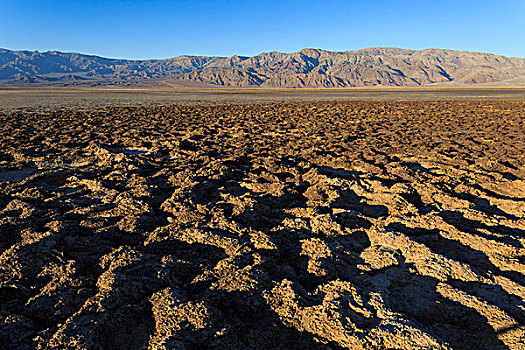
(1, 0), (524, 59)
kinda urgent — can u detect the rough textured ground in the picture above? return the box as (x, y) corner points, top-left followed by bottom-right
(0, 101), (524, 349)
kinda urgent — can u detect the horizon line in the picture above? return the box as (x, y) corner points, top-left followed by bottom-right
(2, 46), (524, 61)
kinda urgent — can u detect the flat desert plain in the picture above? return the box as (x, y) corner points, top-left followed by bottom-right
(1, 87), (525, 111)
(0, 89), (524, 349)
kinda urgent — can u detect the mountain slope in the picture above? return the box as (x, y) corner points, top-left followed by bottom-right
(1, 47), (524, 87)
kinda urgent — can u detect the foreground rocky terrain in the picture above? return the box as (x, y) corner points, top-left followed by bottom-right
(2, 47), (525, 87)
(0, 101), (524, 349)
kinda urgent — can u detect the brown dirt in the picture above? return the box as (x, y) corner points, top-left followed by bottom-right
(0, 101), (524, 349)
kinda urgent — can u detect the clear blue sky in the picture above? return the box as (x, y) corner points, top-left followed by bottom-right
(1, 0), (524, 59)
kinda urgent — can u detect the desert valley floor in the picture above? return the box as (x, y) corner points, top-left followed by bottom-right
(0, 91), (524, 349)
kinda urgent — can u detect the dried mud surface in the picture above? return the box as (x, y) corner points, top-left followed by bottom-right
(0, 101), (524, 349)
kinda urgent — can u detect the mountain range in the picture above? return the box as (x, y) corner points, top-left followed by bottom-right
(1, 47), (525, 88)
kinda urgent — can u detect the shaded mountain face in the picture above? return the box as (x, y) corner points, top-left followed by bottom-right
(1, 47), (524, 87)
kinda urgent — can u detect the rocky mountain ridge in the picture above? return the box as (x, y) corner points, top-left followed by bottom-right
(1, 47), (524, 87)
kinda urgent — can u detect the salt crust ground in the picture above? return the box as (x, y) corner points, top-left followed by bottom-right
(0, 101), (524, 349)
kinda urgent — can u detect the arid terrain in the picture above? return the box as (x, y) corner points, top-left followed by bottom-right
(0, 98), (524, 349)
(2, 47), (525, 88)
(1, 88), (525, 112)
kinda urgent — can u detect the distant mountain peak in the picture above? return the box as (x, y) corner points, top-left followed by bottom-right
(1, 47), (524, 87)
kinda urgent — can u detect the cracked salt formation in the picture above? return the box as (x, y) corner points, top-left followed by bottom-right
(0, 101), (524, 349)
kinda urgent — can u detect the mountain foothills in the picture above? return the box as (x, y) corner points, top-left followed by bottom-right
(1, 47), (525, 87)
